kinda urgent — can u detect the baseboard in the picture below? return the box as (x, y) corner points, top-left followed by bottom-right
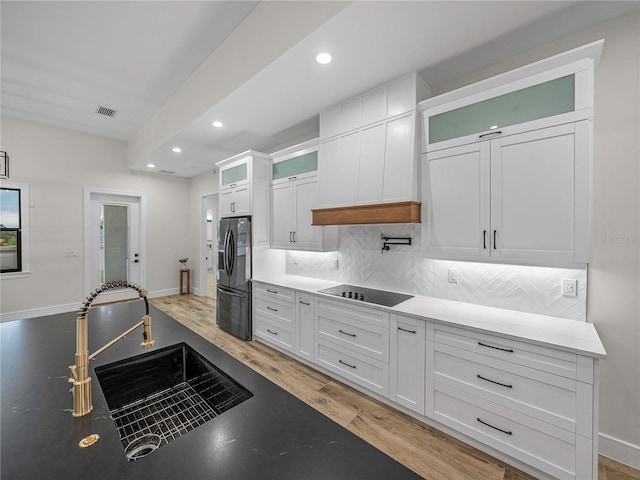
(600, 432), (640, 470)
(0, 302), (78, 323)
(0, 289), (181, 323)
(147, 288), (180, 299)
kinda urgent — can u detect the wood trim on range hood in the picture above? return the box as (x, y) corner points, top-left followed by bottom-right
(312, 201), (421, 226)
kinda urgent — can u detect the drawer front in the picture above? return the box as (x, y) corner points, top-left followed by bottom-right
(318, 298), (388, 329)
(254, 283), (295, 303)
(435, 325), (577, 379)
(317, 314), (388, 362)
(317, 339), (388, 396)
(435, 343), (577, 432)
(254, 316), (294, 352)
(434, 383), (576, 480)
(254, 295), (294, 324)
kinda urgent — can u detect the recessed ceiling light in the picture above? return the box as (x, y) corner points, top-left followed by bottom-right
(212, 121), (223, 128)
(172, 147), (182, 153)
(147, 163), (155, 168)
(316, 52), (332, 65)
(490, 125), (499, 129)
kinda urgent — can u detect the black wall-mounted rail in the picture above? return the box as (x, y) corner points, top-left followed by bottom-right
(381, 234), (412, 253)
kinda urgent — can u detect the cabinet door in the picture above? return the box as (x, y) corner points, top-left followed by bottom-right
(390, 314), (426, 415)
(318, 131), (360, 207)
(219, 189), (234, 217)
(293, 177), (322, 249)
(424, 142), (491, 258)
(231, 185), (251, 216)
(271, 182), (293, 248)
(491, 123), (577, 262)
(357, 122), (385, 204)
(382, 112), (416, 202)
(296, 293), (315, 361)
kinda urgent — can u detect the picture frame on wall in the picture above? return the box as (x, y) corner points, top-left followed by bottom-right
(0, 151), (8, 179)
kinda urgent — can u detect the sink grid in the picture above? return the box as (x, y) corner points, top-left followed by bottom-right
(111, 381), (217, 456)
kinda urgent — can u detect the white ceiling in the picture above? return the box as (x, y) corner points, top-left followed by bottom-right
(2, 1), (639, 178)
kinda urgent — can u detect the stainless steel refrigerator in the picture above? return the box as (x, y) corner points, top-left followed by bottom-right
(216, 216), (252, 340)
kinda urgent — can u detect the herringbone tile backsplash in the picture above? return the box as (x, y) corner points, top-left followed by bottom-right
(285, 225), (587, 321)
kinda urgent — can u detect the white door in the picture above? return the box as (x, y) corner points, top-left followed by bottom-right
(293, 177), (321, 249)
(271, 182), (294, 248)
(490, 123), (577, 262)
(382, 112), (415, 203)
(424, 142), (490, 258)
(85, 190), (145, 304)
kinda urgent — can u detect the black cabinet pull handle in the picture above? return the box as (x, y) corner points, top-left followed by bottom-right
(398, 326), (417, 334)
(338, 329), (356, 337)
(339, 359), (356, 369)
(292, 231), (296, 243)
(493, 230), (497, 249)
(288, 176), (297, 180)
(478, 130), (502, 139)
(478, 341), (514, 353)
(477, 418), (512, 435)
(483, 230), (487, 249)
(299, 300), (310, 306)
(266, 306), (278, 312)
(477, 374), (513, 389)
(289, 231), (293, 243)
(266, 289), (278, 294)
(267, 329), (278, 336)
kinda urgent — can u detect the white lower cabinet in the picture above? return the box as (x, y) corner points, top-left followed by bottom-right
(389, 314), (429, 415)
(316, 298), (389, 396)
(430, 324), (598, 480)
(252, 283), (600, 480)
(295, 293), (315, 362)
(253, 284), (295, 352)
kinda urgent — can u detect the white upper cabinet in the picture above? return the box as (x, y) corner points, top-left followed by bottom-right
(270, 140), (337, 251)
(425, 122), (588, 263)
(317, 72), (428, 209)
(421, 40), (603, 266)
(216, 151), (270, 246)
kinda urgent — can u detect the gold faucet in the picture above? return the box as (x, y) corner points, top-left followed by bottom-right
(68, 281), (155, 417)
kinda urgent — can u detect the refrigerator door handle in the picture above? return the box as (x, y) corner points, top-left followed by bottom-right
(228, 230), (235, 275)
(224, 229), (232, 276)
(217, 284), (245, 297)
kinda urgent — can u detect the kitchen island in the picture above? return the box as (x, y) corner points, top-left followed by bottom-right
(0, 302), (422, 480)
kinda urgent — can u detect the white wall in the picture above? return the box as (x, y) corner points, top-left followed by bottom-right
(0, 117), (191, 319)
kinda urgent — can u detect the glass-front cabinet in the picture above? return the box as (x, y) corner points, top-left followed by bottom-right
(269, 139), (337, 251)
(420, 40), (603, 266)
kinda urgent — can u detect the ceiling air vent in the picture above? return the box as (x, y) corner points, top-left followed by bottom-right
(96, 105), (118, 117)
(158, 169), (175, 175)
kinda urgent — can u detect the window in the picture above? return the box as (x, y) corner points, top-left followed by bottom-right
(1, 184), (29, 274)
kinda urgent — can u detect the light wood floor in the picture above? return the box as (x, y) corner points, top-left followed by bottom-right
(150, 293), (640, 480)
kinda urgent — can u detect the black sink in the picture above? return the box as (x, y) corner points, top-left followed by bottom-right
(95, 343), (253, 460)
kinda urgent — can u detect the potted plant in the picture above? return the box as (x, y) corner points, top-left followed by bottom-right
(179, 258), (189, 269)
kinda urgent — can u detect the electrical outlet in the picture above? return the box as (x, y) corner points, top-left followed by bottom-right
(562, 278), (578, 297)
(448, 268), (458, 284)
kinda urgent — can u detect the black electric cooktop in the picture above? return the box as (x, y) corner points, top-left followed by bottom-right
(317, 284), (414, 307)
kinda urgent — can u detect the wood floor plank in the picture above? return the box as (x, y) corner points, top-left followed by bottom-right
(150, 293), (640, 480)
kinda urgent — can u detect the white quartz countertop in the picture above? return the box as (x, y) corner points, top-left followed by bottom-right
(253, 274), (606, 359)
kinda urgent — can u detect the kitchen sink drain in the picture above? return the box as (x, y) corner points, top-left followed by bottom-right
(125, 434), (161, 460)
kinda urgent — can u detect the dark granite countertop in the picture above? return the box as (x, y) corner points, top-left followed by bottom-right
(1, 302), (422, 480)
